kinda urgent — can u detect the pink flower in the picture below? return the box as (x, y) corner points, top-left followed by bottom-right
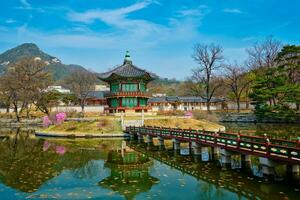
(42, 116), (52, 127)
(43, 141), (51, 151)
(55, 112), (67, 125)
(185, 111), (193, 118)
(55, 146), (66, 155)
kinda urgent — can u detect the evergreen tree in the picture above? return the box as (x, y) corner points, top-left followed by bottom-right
(250, 45), (300, 121)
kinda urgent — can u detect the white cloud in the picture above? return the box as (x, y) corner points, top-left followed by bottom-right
(17, 0), (45, 12)
(67, 0), (159, 37)
(222, 8), (242, 14)
(20, 0), (31, 8)
(66, 1), (208, 46)
(177, 5), (208, 17)
(68, 1), (152, 24)
(0, 1), (209, 54)
(177, 9), (203, 17)
(5, 19), (16, 24)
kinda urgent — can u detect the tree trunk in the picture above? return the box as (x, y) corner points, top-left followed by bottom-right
(81, 99), (85, 118)
(6, 105), (9, 113)
(207, 100), (211, 112)
(206, 75), (210, 112)
(26, 104), (30, 119)
(236, 98), (240, 113)
(13, 103), (20, 122)
(245, 89), (249, 109)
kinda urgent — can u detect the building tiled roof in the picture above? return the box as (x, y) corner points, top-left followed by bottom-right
(148, 96), (225, 103)
(86, 91), (109, 99)
(98, 52), (157, 81)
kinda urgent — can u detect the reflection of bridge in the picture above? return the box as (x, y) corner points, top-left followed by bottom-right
(128, 142), (298, 200)
(126, 126), (300, 177)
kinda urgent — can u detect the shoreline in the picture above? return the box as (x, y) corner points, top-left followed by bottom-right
(35, 131), (128, 138)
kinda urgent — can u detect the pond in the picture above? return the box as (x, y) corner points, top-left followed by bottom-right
(0, 129), (299, 200)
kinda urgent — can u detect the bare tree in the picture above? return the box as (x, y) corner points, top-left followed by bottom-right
(246, 37), (282, 106)
(190, 43), (224, 111)
(246, 37), (282, 70)
(64, 70), (96, 116)
(34, 90), (61, 116)
(0, 58), (51, 121)
(0, 84), (12, 113)
(224, 63), (253, 112)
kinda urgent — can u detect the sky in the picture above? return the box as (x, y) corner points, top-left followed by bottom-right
(0, 0), (299, 79)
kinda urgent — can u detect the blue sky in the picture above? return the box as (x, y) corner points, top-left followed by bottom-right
(0, 0), (299, 79)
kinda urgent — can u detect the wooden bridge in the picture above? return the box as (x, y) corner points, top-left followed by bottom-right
(125, 126), (300, 166)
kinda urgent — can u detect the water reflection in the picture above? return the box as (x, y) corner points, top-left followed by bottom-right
(99, 145), (159, 200)
(0, 129), (298, 200)
(0, 132), (105, 193)
(128, 141), (300, 200)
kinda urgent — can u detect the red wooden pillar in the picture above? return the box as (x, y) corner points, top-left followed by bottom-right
(119, 97), (122, 107)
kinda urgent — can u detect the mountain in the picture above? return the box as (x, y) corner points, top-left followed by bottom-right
(0, 43), (89, 81)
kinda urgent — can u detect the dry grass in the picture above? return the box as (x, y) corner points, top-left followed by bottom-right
(144, 118), (224, 131)
(41, 119), (122, 134)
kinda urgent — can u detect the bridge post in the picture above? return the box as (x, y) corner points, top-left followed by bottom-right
(173, 139), (181, 151)
(129, 131), (135, 140)
(259, 157), (276, 179)
(287, 165), (300, 179)
(211, 147), (220, 160)
(191, 142), (201, 162)
(201, 146), (210, 161)
(241, 154), (251, 169)
(137, 133), (144, 143)
(157, 136), (165, 150)
(146, 135), (153, 144)
(146, 135), (154, 150)
(220, 148), (232, 168)
(191, 142), (201, 155)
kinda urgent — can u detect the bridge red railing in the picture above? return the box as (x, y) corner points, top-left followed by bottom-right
(126, 126), (300, 163)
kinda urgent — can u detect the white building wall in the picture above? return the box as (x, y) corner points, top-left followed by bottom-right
(150, 102), (222, 112)
(51, 106), (105, 113)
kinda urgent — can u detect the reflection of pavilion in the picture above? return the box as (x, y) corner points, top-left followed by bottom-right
(99, 146), (159, 200)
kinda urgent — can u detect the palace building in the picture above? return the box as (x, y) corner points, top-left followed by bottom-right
(98, 51), (156, 113)
(148, 96), (225, 111)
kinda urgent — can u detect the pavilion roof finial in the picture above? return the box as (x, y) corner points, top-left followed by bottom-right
(124, 50), (132, 64)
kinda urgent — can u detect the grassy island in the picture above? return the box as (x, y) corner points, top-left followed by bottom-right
(38, 116), (225, 137)
(40, 118), (122, 136)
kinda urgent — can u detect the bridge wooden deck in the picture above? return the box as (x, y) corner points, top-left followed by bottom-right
(126, 126), (300, 164)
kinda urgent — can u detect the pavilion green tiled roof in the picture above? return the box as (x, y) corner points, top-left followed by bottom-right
(98, 51), (157, 82)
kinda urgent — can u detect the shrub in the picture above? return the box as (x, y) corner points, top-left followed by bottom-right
(55, 112), (67, 124)
(42, 116), (52, 127)
(42, 112), (67, 127)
